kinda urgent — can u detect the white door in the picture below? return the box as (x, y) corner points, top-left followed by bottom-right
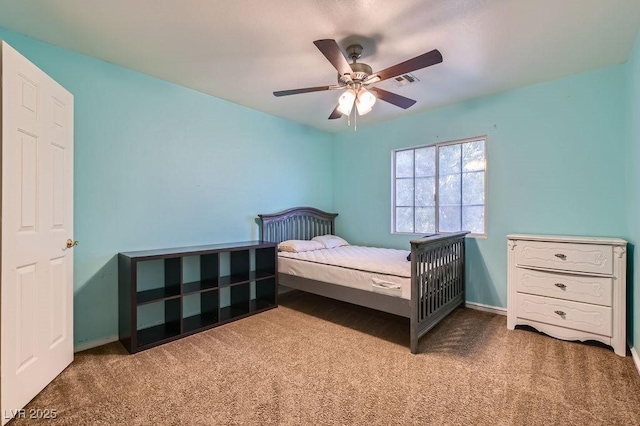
(1, 41), (74, 425)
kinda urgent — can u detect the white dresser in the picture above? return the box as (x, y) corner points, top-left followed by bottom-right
(507, 234), (627, 356)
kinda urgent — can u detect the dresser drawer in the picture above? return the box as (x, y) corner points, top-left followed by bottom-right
(516, 293), (612, 336)
(516, 268), (612, 306)
(514, 240), (612, 275)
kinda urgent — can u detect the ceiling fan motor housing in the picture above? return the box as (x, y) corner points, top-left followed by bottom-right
(346, 44), (363, 60)
(338, 62), (372, 85)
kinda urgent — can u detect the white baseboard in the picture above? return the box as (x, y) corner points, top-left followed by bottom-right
(74, 335), (118, 353)
(465, 301), (507, 316)
(631, 346), (640, 377)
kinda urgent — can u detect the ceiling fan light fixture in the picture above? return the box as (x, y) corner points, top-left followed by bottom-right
(355, 98), (372, 116)
(337, 89), (356, 115)
(356, 88), (376, 116)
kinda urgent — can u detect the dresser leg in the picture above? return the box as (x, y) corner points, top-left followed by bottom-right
(507, 313), (516, 330)
(613, 343), (627, 357)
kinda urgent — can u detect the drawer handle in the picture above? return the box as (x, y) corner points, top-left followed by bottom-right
(554, 283), (566, 289)
(554, 310), (566, 317)
(554, 253), (567, 260)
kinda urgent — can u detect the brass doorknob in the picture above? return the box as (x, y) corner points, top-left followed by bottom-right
(66, 239), (79, 249)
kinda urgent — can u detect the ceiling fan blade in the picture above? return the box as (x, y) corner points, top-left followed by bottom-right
(328, 104), (343, 119)
(314, 39), (352, 76)
(273, 85), (334, 97)
(368, 49), (442, 83)
(370, 88), (417, 109)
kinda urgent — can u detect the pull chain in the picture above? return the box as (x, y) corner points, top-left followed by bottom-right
(354, 106), (357, 131)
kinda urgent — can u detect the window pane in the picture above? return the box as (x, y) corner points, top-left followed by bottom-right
(396, 207), (414, 233)
(439, 173), (461, 205)
(462, 140), (485, 172)
(462, 171), (484, 205)
(462, 205), (485, 234)
(439, 144), (461, 175)
(395, 178), (414, 206)
(395, 150), (413, 178)
(415, 147), (435, 177)
(415, 207), (435, 233)
(439, 206), (461, 232)
(393, 138), (486, 235)
(415, 177), (435, 206)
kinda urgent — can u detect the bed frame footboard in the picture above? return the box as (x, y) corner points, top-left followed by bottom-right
(410, 232), (469, 354)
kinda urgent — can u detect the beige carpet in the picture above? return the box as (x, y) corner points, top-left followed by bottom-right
(10, 291), (640, 425)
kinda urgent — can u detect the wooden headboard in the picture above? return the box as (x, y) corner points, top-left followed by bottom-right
(258, 207), (338, 244)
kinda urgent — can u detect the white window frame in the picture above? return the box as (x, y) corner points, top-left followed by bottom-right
(391, 135), (487, 238)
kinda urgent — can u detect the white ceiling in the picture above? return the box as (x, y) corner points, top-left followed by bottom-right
(0, 0), (638, 132)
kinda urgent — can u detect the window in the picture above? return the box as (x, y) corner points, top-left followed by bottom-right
(392, 137), (486, 235)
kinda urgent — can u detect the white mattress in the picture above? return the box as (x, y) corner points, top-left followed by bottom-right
(278, 245), (411, 299)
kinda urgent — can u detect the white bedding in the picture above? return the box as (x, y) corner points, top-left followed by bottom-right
(278, 245), (412, 299)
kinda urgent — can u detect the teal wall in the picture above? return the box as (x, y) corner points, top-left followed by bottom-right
(0, 28), (334, 348)
(626, 32), (640, 349)
(333, 65), (628, 309)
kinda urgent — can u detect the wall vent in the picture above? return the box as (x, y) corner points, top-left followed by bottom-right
(390, 73), (420, 87)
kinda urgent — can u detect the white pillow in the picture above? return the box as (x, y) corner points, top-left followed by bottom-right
(311, 235), (349, 249)
(278, 240), (325, 253)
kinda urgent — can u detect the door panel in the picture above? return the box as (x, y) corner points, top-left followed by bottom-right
(49, 256), (67, 348)
(1, 41), (74, 426)
(16, 264), (37, 373)
(18, 131), (39, 232)
(19, 74), (38, 116)
(52, 143), (66, 229)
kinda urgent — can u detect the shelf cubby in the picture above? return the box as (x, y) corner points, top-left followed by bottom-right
(255, 277), (277, 310)
(256, 247), (276, 275)
(136, 298), (181, 348)
(135, 257), (181, 305)
(183, 291), (219, 333)
(182, 253), (219, 295)
(231, 281), (251, 316)
(219, 282), (251, 321)
(119, 241), (277, 353)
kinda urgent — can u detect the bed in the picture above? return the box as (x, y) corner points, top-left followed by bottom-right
(257, 207), (469, 353)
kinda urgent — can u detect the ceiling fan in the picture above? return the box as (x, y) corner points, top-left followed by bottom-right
(273, 39), (443, 121)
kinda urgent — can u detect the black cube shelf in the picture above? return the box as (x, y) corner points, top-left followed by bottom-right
(118, 241), (278, 353)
